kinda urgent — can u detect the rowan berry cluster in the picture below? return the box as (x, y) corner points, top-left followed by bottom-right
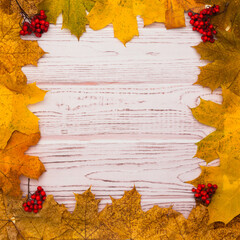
(22, 186), (46, 213)
(192, 183), (217, 205)
(20, 10), (49, 38)
(188, 5), (220, 43)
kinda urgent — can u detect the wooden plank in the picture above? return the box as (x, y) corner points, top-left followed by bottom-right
(28, 84), (221, 140)
(23, 16), (207, 85)
(23, 140), (219, 216)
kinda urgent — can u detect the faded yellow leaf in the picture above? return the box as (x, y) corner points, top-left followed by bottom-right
(38, 0), (96, 40)
(0, 10), (45, 92)
(194, 31), (240, 96)
(88, 0), (203, 44)
(0, 83), (46, 149)
(0, 131), (45, 197)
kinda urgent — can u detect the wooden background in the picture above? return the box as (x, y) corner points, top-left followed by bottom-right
(21, 14), (221, 217)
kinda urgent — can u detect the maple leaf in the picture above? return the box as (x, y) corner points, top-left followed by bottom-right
(0, 83), (46, 149)
(132, 205), (188, 239)
(87, 0), (203, 44)
(187, 204), (240, 239)
(191, 88), (240, 163)
(189, 89), (240, 223)
(0, 131), (45, 196)
(9, 195), (69, 239)
(99, 186), (144, 239)
(0, 10), (45, 92)
(38, 0), (96, 40)
(194, 30), (240, 96)
(0, 0), (43, 16)
(1, 188), (240, 239)
(59, 188), (103, 239)
(187, 152), (240, 225)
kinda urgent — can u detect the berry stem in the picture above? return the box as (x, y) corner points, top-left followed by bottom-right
(27, 178), (31, 200)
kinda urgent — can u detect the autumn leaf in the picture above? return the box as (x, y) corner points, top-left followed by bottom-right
(0, 83), (46, 149)
(0, 10), (45, 92)
(188, 88), (240, 223)
(87, 0), (203, 44)
(191, 88), (240, 163)
(38, 0), (96, 40)
(9, 195), (69, 239)
(187, 204), (240, 239)
(99, 187), (144, 239)
(60, 188), (104, 239)
(187, 151), (240, 225)
(132, 205), (188, 239)
(0, 190), (18, 239)
(194, 30), (240, 96)
(0, 0), (43, 16)
(1, 188), (240, 239)
(0, 131), (45, 197)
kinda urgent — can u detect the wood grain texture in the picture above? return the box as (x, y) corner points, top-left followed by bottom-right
(21, 15), (222, 217)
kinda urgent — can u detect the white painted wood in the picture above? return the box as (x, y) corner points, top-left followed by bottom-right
(20, 14), (222, 217)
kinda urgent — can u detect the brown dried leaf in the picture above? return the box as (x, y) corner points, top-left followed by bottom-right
(0, 0), (43, 16)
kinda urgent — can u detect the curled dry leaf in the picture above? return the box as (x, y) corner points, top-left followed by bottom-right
(87, 0), (203, 44)
(194, 31), (240, 96)
(38, 0), (96, 40)
(189, 89), (240, 224)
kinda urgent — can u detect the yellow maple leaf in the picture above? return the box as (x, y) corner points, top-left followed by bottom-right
(0, 10), (45, 92)
(0, 131), (45, 196)
(132, 205), (188, 239)
(99, 187), (144, 239)
(60, 188), (104, 239)
(187, 152), (240, 225)
(194, 31), (240, 96)
(192, 88), (240, 163)
(0, 83), (46, 149)
(189, 88), (240, 223)
(87, 0), (203, 44)
(38, 0), (96, 40)
(9, 195), (69, 239)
